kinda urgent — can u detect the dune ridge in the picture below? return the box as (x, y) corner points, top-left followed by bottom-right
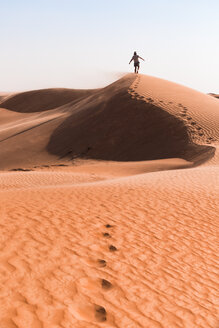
(0, 74), (219, 327)
(1, 74), (219, 170)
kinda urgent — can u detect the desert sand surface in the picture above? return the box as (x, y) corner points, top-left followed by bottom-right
(0, 74), (219, 328)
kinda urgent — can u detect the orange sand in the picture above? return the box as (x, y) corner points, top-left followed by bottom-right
(0, 74), (218, 327)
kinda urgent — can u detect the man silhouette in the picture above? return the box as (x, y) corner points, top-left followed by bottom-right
(129, 51), (145, 73)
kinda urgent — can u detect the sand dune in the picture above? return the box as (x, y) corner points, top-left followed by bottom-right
(0, 93), (11, 102)
(1, 74), (219, 170)
(0, 88), (97, 113)
(209, 93), (219, 99)
(0, 74), (219, 327)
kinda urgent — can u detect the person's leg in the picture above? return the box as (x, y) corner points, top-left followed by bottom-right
(134, 65), (137, 73)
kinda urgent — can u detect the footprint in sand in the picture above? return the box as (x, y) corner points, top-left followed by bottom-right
(186, 117), (192, 121)
(105, 224), (113, 228)
(69, 299), (107, 323)
(10, 168), (33, 171)
(102, 232), (111, 238)
(97, 259), (107, 268)
(190, 122), (196, 126)
(95, 305), (107, 322)
(101, 279), (112, 290)
(199, 133), (204, 136)
(206, 137), (214, 143)
(206, 138), (213, 143)
(109, 245), (117, 252)
(139, 100), (146, 104)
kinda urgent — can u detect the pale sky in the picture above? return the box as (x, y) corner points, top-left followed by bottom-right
(0, 0), (218, 93)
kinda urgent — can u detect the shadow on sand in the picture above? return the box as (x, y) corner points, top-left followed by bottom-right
(47, 88), (215, 166)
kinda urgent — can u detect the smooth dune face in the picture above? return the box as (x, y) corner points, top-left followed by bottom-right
(0, 93), (11, 102)
(0, 74), (219, 327)
(0, 88), (98, 113)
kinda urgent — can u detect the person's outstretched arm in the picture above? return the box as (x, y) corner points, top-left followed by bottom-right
(129, 57), (133, 64)
(139, 56), (145, 61)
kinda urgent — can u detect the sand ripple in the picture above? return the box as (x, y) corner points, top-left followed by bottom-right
(0, 167), (218, 327)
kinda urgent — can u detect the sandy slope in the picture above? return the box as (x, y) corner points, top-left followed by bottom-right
(129, 75), (219, 145)
(209, 93), (219, 99)
(0, 88), (97, 113)
(0, 92), (14, 102)
(0, 74), (219, 327)
(0, 166), (218, 328)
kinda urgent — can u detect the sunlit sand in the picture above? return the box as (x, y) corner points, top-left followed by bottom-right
(0, 74), (218, 327)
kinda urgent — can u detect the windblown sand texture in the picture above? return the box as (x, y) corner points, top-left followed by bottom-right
(0, 74), (219, 328)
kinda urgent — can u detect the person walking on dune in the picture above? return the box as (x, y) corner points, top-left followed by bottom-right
(129, 51), (145, 74)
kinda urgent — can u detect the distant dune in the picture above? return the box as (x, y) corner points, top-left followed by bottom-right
(0, 74), (218, 328)
(0, 88), (97, 113)
(209, 93), (219, 99)
(0, 92), (13, 102)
